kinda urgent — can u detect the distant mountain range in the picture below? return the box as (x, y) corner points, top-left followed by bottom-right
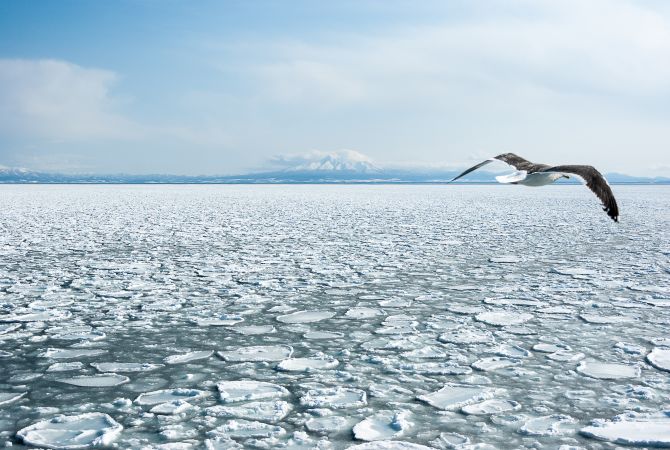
(2, 156), (669, 185)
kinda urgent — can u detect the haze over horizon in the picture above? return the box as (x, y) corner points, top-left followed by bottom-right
(1, 0), (669, 176)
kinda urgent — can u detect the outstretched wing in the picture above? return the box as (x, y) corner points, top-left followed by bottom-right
(543, 165), (619, 222)
(449, 153), (544, 182)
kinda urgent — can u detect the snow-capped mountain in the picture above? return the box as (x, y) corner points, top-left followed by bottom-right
(286, 150), (381, 173)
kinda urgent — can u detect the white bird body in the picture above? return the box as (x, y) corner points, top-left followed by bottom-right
(496, 171), (565, 186)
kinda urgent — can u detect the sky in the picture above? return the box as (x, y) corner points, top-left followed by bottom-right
(0, 0), (669, 176)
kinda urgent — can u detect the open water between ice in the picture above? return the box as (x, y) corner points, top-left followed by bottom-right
(0, 184), (669, 449)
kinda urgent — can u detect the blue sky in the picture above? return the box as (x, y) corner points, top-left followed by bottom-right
(1, 0), (669, 175)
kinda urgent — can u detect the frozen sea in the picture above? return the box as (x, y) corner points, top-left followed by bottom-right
(1, 184), (669, 449)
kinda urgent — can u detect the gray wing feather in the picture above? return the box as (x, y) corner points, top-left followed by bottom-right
(449, 153), (544, 182)
(543, 165), (619, 222)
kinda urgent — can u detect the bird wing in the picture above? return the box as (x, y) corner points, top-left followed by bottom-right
(449, 153), (543, 182)
(542, 165), (619, 222)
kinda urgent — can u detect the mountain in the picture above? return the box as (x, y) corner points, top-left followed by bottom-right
(1, 159), (669, 184)
(287, 150), (381, 173)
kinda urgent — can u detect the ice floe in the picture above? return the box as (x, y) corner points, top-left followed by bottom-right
(216, 380), (289, 403)
(16, 412), (123, 449)
(276, 310), (335, 323)
(472, 357), (521, 371)
(192, 314), (244, 326)
(646, 347), (670, 372)
(41, 348), (107, 359)
(0, 391), (26, 406)
(218, 345), (293, 362)
(300, 387), (367, 409)
(519, 415), (577, 436)
(164, 350), (213, 364)
(475, 311), (533, 326)
(56, 374), (130, 387)
(353, 411), (412, 441)
(206, 400), (292, 422)
(347, 441), (433, 449)
(276, 356), (339, 372)
(461, 399), (521, 415)
(150, 400), (192, 415)
(417, 384), (500, 411)
(576, 360), (640, 380)
(580, 411), (670, 446)
(306, 415), (349, 433)
(135, 388), (209, 406)
(92, 362), (164, 372)
(209, 419), (286, 439)
(438, 328), (493, 345)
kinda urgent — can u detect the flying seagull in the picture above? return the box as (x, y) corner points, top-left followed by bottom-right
(450, 153), (619, 222)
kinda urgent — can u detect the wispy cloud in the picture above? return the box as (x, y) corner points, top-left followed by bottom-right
(0, 59), (144, 141)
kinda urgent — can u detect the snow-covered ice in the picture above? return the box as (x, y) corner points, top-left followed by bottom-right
(580, 411), (670, 446)
(16, 412), (123, 449)
(646, 347), (670, 372)
(576, 360), (640, 380)
(56, 374), (130, 387)
(417, 383), (499, 411)
(217, 345), (293, 362)
(1, 184), (669, 448)
(216, 380), (289, 403)
(135, 389), (209, 406)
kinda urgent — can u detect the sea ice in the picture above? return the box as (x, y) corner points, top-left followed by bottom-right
(475, 311), (533, 326)
(646, 347), (670, 372)
(489, 256), (521, 263)
(0, 310), (71, 323)
(164, 350), (213, 364)
(576, 360), (640, 380)
(276, 310), (335, 323)
(150, 400), (192, 415)
(208, 419), (286, 439)
(0, 391), (26, 406)
(16, 412), (123, 449)
(471, 357), (521, 371)
(461, 399), (521, 415)
(417, 384), (499, 411)
(532, 343), (565, 353)
(135, 388), (209, 406)
(56, 374), (130, 387)
(41, 348), (107, 359)
(353, 411), (412, 441)
(216, 380), (289, 403)
(347, 442), (433, 449)
(206, 400), (292, 422)
(345, 307), (383, 319)
(580, 411), (670, 446)
(218, 345), (293, 362)
(305, 415), (349, 433)
(300, 387), (367, 409)
(438, 328), (493, 345)
(234, 325), (276, 335)
(92, 362), (164, 372)
(276, 356), (339, 372)
(47, 362), (84, 372)
(484, 298), (542, 307)
(192, 315), (244, 326)
(579, 313), (633, 324)
(304, 331), (344, 339)
(519, 415), (577, 436)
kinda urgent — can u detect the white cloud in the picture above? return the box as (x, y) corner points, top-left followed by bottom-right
(255, 0), (670, 105)
(0, 59), (144, 141)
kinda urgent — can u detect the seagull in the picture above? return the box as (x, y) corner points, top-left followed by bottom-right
(449, 153), (619, 222)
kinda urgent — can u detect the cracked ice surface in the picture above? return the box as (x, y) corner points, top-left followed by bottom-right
(0, 184), (669, 449)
